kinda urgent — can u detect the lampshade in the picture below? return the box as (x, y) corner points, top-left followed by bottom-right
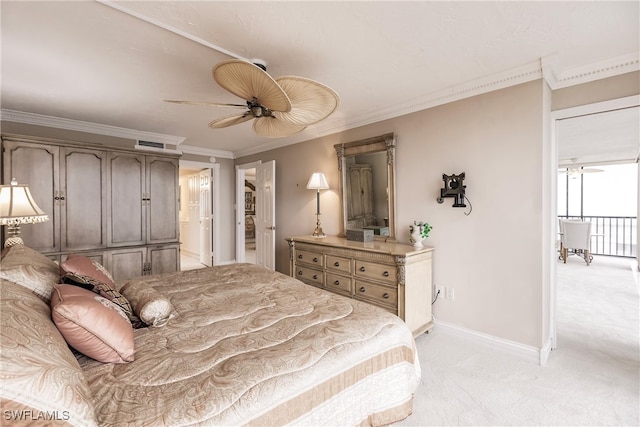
(0, 179), (49, 225)
(306, 172), (329, 190)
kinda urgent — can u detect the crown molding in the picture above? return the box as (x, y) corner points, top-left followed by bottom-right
(3, 51), (637, 160)
(179, 144), (235, 159)
(236, 54), (639, 158)
(0, 109), (186, 146)
(234, 60), (544, 158)
(543, 52), (639, 90)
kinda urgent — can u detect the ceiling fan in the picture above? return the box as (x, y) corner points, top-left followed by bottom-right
(558, 158), (604, 177)
(165, 59), (339, 138)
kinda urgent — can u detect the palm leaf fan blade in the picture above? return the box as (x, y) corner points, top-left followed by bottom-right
(273, 76), (339, 126)
(253, 117), (306, 138)
(164, 100), (247, 108)
(209, 114), (253, 129)
(212, 60), (291, 112)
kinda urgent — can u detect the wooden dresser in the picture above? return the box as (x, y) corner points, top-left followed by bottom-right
(286, 236), (434, 336)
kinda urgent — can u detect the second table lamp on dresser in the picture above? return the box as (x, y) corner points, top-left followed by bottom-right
(306, 171), (329, 238)
(0, 179), (49, 248)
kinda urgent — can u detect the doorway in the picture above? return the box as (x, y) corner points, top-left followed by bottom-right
(179, 160), (220, 270)
(236, 160), (276, 269)
(549, 95), (640, 353)
(243, 167), (257, 264)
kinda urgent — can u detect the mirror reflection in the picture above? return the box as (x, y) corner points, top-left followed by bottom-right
(335, 133), (396, 241)
(345, 152), (389, 230)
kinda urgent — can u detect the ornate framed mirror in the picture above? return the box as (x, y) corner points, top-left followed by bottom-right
(334, 133), (397, 241)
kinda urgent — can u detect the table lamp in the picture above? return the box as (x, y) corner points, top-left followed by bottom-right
(306, 171), (329, 238)
(0, 179), (49, 247)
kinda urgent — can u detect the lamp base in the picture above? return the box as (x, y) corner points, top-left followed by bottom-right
(4, 236), (24, 248)
(312, 226), (325, 238)
(3, 224), (24, 248)
(311, 215), (325, 238)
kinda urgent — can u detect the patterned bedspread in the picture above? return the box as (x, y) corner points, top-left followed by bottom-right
(79, 264), (420, 426)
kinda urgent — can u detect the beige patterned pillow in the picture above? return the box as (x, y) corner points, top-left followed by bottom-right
(0, 279), (98, 426)
(120, 280), (177, 327)
(0, 244), (59, 301)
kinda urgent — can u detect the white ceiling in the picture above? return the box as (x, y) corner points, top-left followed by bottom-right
(1, 1), (638, 158)
(557, 106), (640, 167)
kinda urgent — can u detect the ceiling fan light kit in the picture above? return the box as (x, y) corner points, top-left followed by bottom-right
(167, 59), (339, 138)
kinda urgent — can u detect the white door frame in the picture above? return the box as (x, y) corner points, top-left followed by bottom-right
(236, 161), (262, 263)
(548, 94), (640, 354)
(179, 160), (220, 265)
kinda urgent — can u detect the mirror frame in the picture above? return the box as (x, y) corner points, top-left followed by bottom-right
(334, 132), (397, 242)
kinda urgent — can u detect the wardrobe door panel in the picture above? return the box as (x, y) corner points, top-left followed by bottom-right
(60, 147), (107, 251)
(109, 247), (146, 281)
(146, 157), (179, 244)
(108, 153), (145, 246)
(2, 141), (59, 252)
(148, 244), (180, 275)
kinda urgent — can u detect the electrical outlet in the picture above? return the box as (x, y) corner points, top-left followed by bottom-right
(445, 287), (455, 300)
(436, 286), (444, 299)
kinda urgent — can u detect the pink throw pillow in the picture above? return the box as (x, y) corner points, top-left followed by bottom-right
(61, 254), (115, 288)
(51, 284), (135, 363)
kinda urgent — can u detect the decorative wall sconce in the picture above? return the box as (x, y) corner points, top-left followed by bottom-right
(306, 171), (329, 238)
(437, 172), (472, 215)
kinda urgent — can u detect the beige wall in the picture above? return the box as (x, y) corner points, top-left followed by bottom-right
(552, 71), (639, 111)
(237, 72), (639, 349)
(238, 80), (547, 348)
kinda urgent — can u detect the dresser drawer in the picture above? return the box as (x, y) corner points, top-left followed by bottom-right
(326, 255), (351, 274)
(295, 250), (324, 267)
(354, 260), (396, 284)
(355, 280), (397, 307)
(325, 272), (353, 297)
(295, 265), (323, 286)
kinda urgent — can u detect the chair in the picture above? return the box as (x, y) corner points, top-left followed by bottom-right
(560, 220), (592, 265)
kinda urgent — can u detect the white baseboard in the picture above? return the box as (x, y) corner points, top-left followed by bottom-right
(539, 339), (553, 367)
(180, 249), (198, 258)
(434, 319), (544, 365)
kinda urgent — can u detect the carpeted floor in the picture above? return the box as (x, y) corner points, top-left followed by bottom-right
(398, 255), (639, 426)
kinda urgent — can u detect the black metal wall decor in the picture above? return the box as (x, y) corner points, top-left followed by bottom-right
(437, 172), (466, 207)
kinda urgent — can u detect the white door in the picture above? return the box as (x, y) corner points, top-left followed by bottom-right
(199, 170), (213, 266)
(255, 161), (276, 270)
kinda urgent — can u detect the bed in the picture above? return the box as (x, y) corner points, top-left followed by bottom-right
(0, 244), (420, 426)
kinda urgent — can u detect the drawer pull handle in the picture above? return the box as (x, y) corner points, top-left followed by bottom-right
(383, 271), (390, 277)
(359, 266), (366, 272)
(313, 274), (318, 280)
(298, 254), (302, 259)
(359, 286), (366, 293)
(334, 280), (340, 286)
(334, 261), (340, 267)
(383, 293), (390, 299)
(313, 257), (319, 263)
(297, 271), (302, 276)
